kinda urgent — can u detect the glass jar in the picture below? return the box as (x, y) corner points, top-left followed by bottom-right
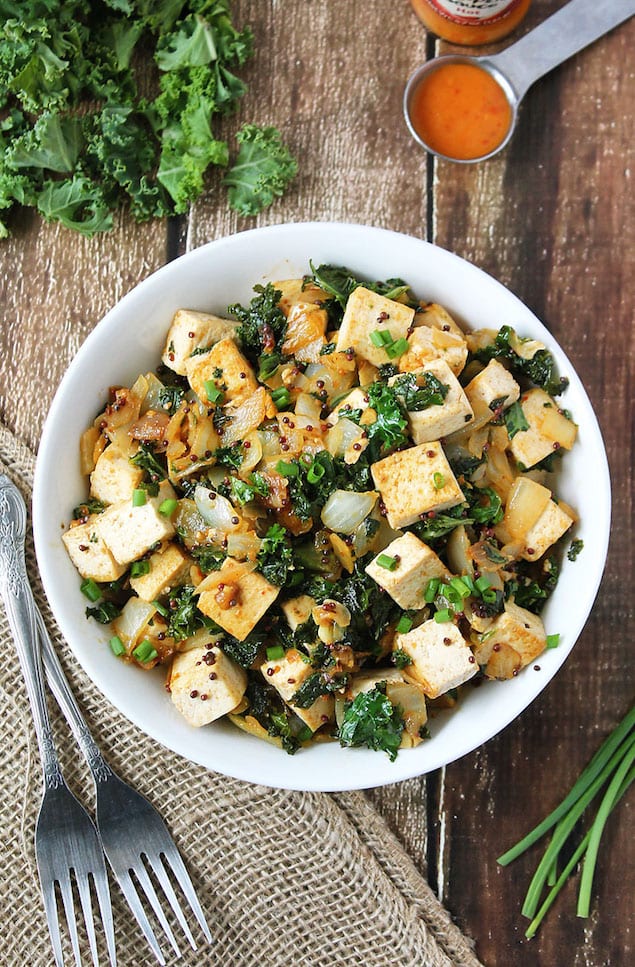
(409, 0), (531, 45)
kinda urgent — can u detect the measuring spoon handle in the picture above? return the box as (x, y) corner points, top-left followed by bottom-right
(491, 0), (635, 102)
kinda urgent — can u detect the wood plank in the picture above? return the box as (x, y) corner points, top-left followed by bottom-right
(431, 4), (635, 964)
(0, 210), (168, 452)
(187, 0), (429, 249)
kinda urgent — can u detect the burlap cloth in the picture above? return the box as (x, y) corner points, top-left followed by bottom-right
(0, 422), (483, 967)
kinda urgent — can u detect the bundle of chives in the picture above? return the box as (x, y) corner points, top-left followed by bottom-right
(497, 704), (635, 937)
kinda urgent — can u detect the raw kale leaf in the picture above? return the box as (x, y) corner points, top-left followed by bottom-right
(223, 124), (298, 217)
(338, 686), (404, 761)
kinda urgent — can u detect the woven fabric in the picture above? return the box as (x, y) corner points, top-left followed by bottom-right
(0, 422), (482, 967)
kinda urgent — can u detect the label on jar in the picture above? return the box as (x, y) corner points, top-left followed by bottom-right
(425, 0), (521, 25)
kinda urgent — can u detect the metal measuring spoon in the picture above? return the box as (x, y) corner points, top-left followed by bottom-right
(404, 0), (635, 163)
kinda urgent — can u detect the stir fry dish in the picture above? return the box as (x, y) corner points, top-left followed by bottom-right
(63, 264), (578, 758)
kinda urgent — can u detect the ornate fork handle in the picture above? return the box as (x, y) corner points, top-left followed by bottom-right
(36, 610), (113, 785)
(0, 476), (64, 790)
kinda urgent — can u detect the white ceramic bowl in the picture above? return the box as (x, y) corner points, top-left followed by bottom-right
(33, 222), (611, 792)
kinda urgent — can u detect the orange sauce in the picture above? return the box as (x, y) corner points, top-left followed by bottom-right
(408, 62), (512, 160)
(409, 0), (531, 45)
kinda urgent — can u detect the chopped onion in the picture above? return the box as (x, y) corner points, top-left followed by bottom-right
(113, 598), (156, 649)
(320, 489), (378, 534)
(240, 431), (262, 472)
(326, 418), (362, 457)
(194, 486), (242, 531)
(227, 531), (262, 560)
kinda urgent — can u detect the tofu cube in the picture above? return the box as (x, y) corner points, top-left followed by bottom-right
(371, 442), (465, 529)
(89, 445), (144, 505)
(464, 359), (520, 415)
(510, 388), (578, 469)
(197, 558), (280, 641)
(335, 286), (414, 366)
(62, 518), (126, 583)
(472, 601), (546, 678)
(522, 499), (574, 561)
(168, 645), (247, 727)
(391, 360), (473, 445)
(185, 337), (257, 406)
(365, 532), (450, 609)
(162, 309), (238, 375)
(95, 488), (176, 566)
(129, 543), (191, 602)
(394, 620), (477, 698)
(260, 649), (335, 732)
(399, 306), (468, 376)
(281, 595), (316, 632)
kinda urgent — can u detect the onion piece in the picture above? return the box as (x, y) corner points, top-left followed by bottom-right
(113, 599), (157, 650)
(194, 486), (243, 531)
(320, 489), (378, 534)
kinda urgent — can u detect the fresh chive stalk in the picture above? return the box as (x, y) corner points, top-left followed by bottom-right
(498, 705), (635, 935)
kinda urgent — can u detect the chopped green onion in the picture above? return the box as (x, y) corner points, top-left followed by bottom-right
(461, 574), (476, 594)
(271, 386), (291, 409)
(385, 336), (410, 359)
(449, 576), (471, 599)
(109, 635), (126, 657)
(297, 725), (314, 742)
(159, 498), (178, 517)
(432, 472), (446, 490)
(132, 489), (146, 507)
(152, 600), (169, 617)
(546, 633), (560, 649)
(370, 329), (393, 347)
(130, 560), (150, 578)
(396, 614), (413, 634)
(475, 574), (493, 593)
(481, 588), (497, 604)
(266, 644), (285, 661)
(424, 578), (441, 603)
(307, 461), (326, 483)
(204, 380), (224, 403)
(434, 608), (453, 623)
(377, 553), (398, 571)
(258, 353), (280, 380)
(80, 578), (102, 602)
(133, 639), (158, 663)
(275, 460), (299, 477)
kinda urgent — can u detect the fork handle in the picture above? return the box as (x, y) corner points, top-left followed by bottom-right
(0, 479), (64, 790)
(37, 613), (113, 785)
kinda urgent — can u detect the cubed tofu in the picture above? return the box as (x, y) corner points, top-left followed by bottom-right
(89, 445), (144, 505)
(464, 359), (520, 415)
(335, 286), (415, 366)
(62, 518), (126, 582)
(281, 594), (316, 632)
(95, 486), (176, 566)
(371, 442), (465, 529)
(168, 645), (247, 728)
(472, 600), (546, 677)
(398, 309), (468, 376)
(365, 532), (450, 609)
(260, 649), (335, 732)
(509, 388), (578, 469)
(391, 360), (473, 445)
(129, 543), (191, 602)
(522, 499), (574, 561)
(161, 309), (239, 375)
(185, 337), (257, 406)
(394, 620), (477, 698)
(197, 558), (280, 641)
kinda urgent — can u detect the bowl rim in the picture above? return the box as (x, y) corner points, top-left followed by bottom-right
(33, 221), (612, 791)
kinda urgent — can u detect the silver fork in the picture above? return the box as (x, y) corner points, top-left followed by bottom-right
(38, 600), (213, 966)
(0, 475), (116, 967)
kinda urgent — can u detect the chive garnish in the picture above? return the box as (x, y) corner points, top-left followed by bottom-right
(133, 639), (158, 663)
(434, 609), (452, 623)
(546, 633), (560, 649)
(370, 329), (393, 347)
(109, 635), (126, 657)
(377, 553), (398, 571)
(159, 498), (178, 516)
(204, 379), (224, 403)
(132, 488), (146, 507)
(266, 644), (285, 661)
(80, 578), (102, 602)
(432, 471), (446, 490)
(307, 460), (326, 483)
(130, 560), (150, 577)
(424, 578), (440, 603)
(271, 386), (291, 409)
(385, 336), (409, 359)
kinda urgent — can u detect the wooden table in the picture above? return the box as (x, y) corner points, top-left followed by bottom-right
(1, 2), (633, 964)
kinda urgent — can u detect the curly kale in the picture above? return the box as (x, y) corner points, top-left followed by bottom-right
(229, 282), (288, 363)
(223, 124), (298, 217)
(391, 371), (449, 411)
(338, 686), (404, 761)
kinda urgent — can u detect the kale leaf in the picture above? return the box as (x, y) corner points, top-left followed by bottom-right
(391, 371), (449, 411)
(473, 325), (569, 396)
(166, 585), (209, 641)
(363, 381), (409, 460)
(129, 442), (166, 483)
(256, 524), (298, 586)
(229, 282), (288, 363)
(338, 686), (404, 761)
(223, 124), (298, 216)
(291, 671), (348, 709)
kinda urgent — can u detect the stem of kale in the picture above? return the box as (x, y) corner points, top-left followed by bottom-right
(497, 704), (635, 936)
